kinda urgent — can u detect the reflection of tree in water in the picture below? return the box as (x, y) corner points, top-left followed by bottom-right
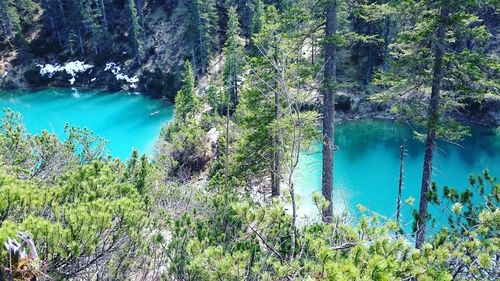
(335, 120), (413, 162)
(335, 121), (499, 171)
(304, 121), (498, 172)
(448, 126), (500, 169)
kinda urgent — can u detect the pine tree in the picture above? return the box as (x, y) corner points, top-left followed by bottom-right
(98, 0), (108, 32)
(222, 7), (245, 181)
(65, 0), (86, 54)
(0, 0), (21, 45)
(126, 0), (143, 61)
(179, 0), (218, 76)
(373, 0), (498, 247)
(350, 0), (393, 84)
(322, 0), (337, 223)
(80, 0), (104, 54)
(252, 0), (264, 36)
(175, 61), (200, 122)
(235, 3), (320, 200)
(39, 0), (70, 51)
(223, 7), (245, 110)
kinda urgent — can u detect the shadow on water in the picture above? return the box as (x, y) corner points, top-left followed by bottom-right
(335, 120), (418, 162)
(336, 120), (499, 172)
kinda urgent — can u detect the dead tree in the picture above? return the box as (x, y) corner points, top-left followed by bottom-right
(396, 139), (406, 231)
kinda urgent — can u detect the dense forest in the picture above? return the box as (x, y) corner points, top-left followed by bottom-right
(0, 0), (499, 280)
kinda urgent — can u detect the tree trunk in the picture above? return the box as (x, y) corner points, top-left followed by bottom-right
(415, 0), (449, 249)
(225, 63), (234, 183)
(382, 15), (391, 72)
(322, 0), (336, 223)
(271, 85), (281, 197)
(56, 0), (71, 53)
(396, 139), (405, 229)
(225, 87), (230, 183)
(77, 27), (85, 54)
(365, 50), (374, 84)
(48, 15), (62, 46)
(198, 9), (206, 75)
(100, 0), (108, 31)
(311, 34), (315, 65)
(135, 0), (145, 28)
(191, 45), (197, 78)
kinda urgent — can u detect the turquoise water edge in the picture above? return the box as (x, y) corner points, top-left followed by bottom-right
(1, 88), (499, 231)
(294, 120), (499, 231)
(0, 88), (174, 159)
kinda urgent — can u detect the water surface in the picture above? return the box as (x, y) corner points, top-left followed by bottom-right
(295, 120), (500, 232)
(0, 88), (173, 159)
(1, 89), (498, 233)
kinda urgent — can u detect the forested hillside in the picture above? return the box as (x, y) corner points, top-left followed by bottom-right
(0, 0), (499, 280)
(0, 0), (497, 121)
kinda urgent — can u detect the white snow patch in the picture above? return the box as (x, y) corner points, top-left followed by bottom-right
(104, 62), (116, 72)
(63, 61), (94, 76)
(1, 72), (7, 78)
(37, 60), (93, 84)
(38, 64), (61, 78)
(91, 78), (96, 82)
(104, 62), (140, 87)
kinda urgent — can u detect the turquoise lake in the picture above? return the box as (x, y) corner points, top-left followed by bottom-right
(1, 89), (499, 232)
(0, 88), (174, 159)
(295, 120), (500, 231)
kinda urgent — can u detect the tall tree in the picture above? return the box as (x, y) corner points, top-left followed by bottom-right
(396, 139), (405, 229)
(175, 61), (200, 122)
(80, 0), (104, 54)
(66, 0), (86, 54)
(126, 0), (143, 61)
(373, 0), (498, 247)
(251, 0), (264, 37)
(322, 0), (337, 223)
(234, 3), (320, 202)
(222, 7), (245, 181)
(39, 0), (72, 52)
(0, 0), (21, 45)
(184, 0), (218, 76)
(415, 0), (450, 249)
(98, 0), (108, 32)
(223, 7), (245, 110)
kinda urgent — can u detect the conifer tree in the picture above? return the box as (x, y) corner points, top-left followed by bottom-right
(322, 0), (337, 223)
(65, 0), (86, 54)
(39, 0), (70, 51)
(223, 7), (245, 111)
(373, 0), (498, 247)
(80, 0), (104, 54)
(252, 0), (264, 37)
(183, 0), (218, 76)
(98, 0), (109, 32)
(0, 0), (21, 45)
(175, 61), (200, 122)
(126, 0), (143, 61)
(222, 7), (245, 181)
